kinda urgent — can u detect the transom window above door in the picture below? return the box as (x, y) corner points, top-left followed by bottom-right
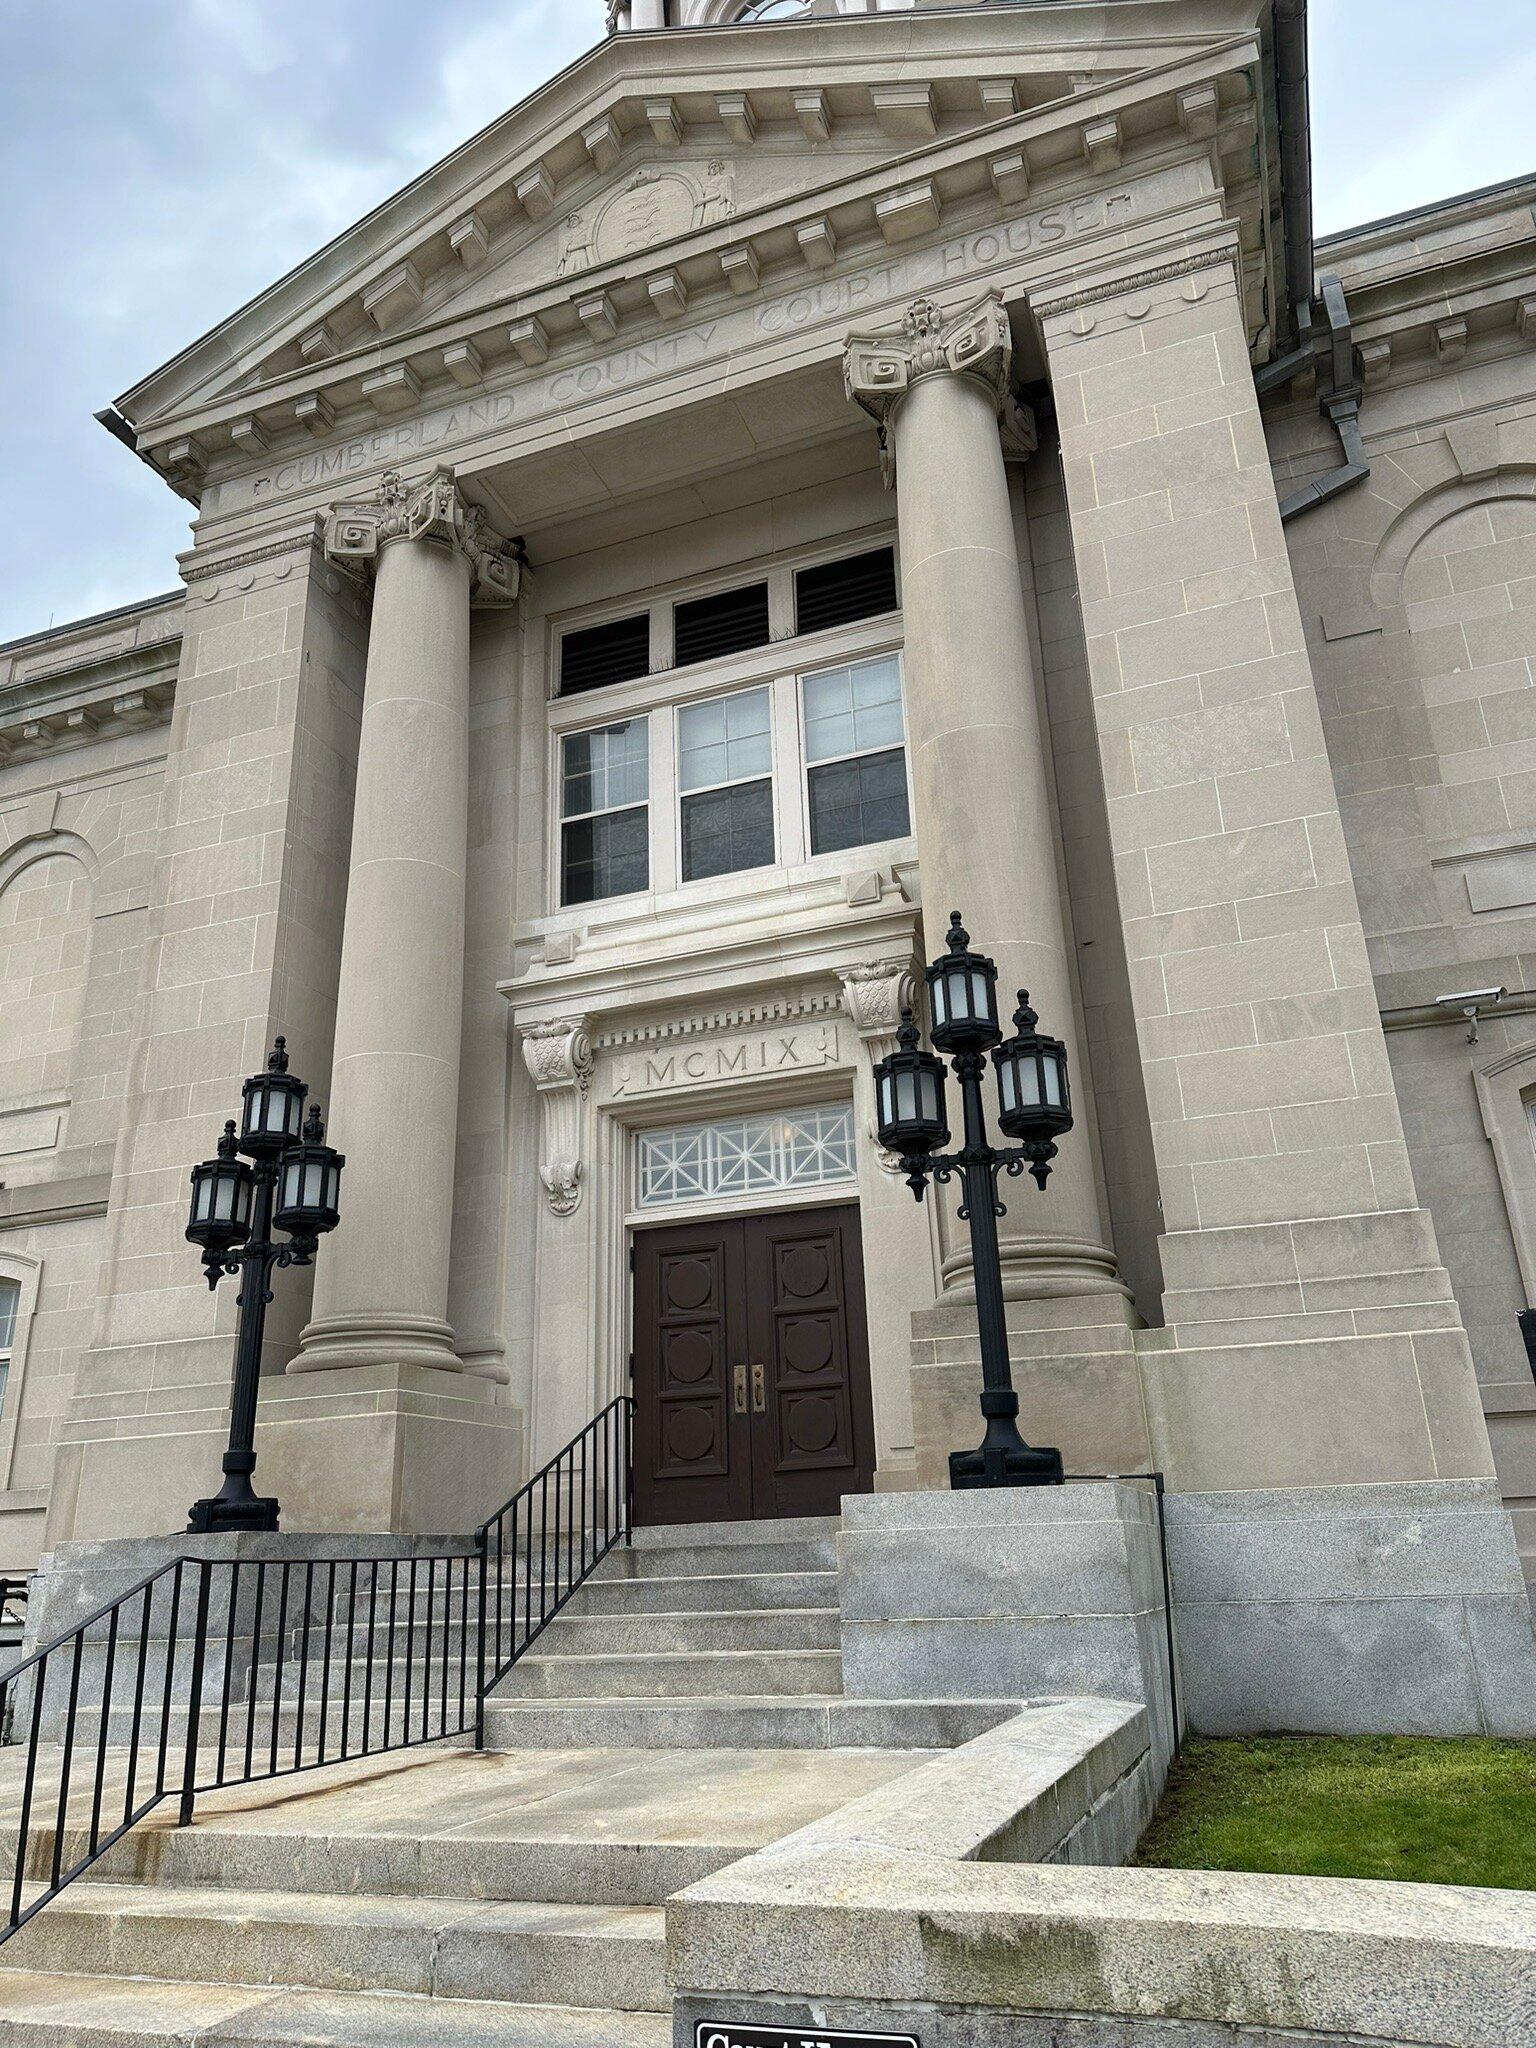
(552, 651), (912, 907)
(636, 1103), (856, 1211)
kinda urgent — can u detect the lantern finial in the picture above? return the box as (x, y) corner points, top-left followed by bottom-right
(945, 911), (970, 953)
(303, 1103), (326, 1143)
(217, 1119), (239, 1159)
(268, 1037), (290, 1073)
(1012, 991), (1038, 1033)
(896, 1008), (921, 1052)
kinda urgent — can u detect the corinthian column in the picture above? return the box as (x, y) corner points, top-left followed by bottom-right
(293, 467), (521, 1377)
(844, 293), (1121, 1306)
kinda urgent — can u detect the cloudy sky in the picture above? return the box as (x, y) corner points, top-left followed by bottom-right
(1, 0), (1532, 645)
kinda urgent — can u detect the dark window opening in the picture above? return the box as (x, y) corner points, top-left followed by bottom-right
(560, 613), (651, 697)
(674, 582), (771, 668)
(794, 547), (899, 638)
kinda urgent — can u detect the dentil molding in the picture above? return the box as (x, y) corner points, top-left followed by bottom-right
(324, 465), (524, 606)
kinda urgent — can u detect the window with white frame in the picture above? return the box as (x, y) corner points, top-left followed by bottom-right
(802, 654), (911, 855)
(677, 686), (775, 881)
(557, 652), (911, 906)
(559, 719), (649, 905)
(0, 1280), (16, 1425)
(637, 1104), (857, 1210)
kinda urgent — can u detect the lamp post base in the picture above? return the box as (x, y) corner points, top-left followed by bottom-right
(187, 1491), (282, 1535)
(949, 1439), (1065, 1489)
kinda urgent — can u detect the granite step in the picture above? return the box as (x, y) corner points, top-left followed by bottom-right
(535, 1607), (841, 1655)
(0, 1972), (671, 2048)
(567, 1569), (838, 1615)
(594, 1538), (837, 1579)
(0, 1883), (665, 2013)
(494, 1648), (844, 1701)
(482, 1694), (1018, 1751)
(29, 1746), (930, 1908)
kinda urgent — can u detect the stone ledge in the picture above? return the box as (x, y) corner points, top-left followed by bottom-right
(673, 1857), (1536, 2048)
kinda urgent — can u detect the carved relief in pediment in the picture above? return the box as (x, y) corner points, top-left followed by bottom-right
(556, 161), (736, 280)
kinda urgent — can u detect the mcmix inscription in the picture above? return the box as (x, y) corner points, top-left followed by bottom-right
(609, 1025), (841, 1099)
(241, 178), (1160, 516)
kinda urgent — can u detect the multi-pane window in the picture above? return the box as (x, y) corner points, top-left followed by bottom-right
(560, 720), (649, 905)
(0, 1280), (16, 1425)
(637, 1105), (856, 1210)
(802, 654), (911, 855)
(677, 688), (775, 882)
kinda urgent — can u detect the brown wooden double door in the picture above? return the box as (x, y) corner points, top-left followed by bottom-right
(631, 1203), (875, 1527)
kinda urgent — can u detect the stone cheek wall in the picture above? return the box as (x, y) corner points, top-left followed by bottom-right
(670, 1697), (1536, 2048)
(1271, 316), (1536, 1591)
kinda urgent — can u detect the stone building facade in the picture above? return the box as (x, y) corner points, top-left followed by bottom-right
(1, 0), (1534, 1621)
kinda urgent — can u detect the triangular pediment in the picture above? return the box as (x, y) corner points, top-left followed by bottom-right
(113, 0), (1285, 495)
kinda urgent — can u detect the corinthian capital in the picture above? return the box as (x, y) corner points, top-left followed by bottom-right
(844, 291), (1018, 427)
(324, 465), (523, 605)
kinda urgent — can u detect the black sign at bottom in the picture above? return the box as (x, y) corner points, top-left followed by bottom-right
(695, 2028), (918, 2048)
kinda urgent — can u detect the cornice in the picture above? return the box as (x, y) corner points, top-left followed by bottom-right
(118, 5), (1264, 447)
(1031, 243), (1240, 321)
(594, 989), (845, 1052)
(179, 524), (324, 587)
(127, 35), (1265, 499)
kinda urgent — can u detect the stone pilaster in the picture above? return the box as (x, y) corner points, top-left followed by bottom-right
(1037, 247), (1498, 1491)
(49, 526), (369, 1545)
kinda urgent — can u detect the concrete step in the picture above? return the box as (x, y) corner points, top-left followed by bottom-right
(0, 1972), (671, 2048)
(483, 1695), (1019, 1751)
(569, 1569), (838, 1615)
(0, 1883), (665, 2013)
(495, 1649), (844, 1701)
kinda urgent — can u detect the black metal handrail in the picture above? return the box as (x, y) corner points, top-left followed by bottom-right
(474, 1395), (634, 1729)
(0, 1395), (633, 1946)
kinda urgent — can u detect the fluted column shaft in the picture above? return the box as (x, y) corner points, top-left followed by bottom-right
(294, 468), (519, 1375)
(846, 294), (1121, 1302)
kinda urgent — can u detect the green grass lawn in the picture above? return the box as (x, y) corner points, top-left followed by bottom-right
(1133, 1735), (1536, 1890)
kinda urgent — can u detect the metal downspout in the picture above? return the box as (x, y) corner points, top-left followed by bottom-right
(1267, 0), (1371, 521)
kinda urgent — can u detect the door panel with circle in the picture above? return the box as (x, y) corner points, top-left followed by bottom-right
(631, 1203), (874, 1527)
(632, 1221), (751, 1526)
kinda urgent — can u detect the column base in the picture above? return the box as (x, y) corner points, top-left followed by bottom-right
(290, 1310), (466, 1376)
(48, 1360), (524, 1543)
(939, 1229), (1131, 1304)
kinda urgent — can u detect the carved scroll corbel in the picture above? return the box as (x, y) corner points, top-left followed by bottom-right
(838, 958), (919, 1176)
(520, 1017), (594, 1217)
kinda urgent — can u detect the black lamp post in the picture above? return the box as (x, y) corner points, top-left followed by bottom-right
(874, 913), (1072, 1490)
(184, 1038), (345, 1533)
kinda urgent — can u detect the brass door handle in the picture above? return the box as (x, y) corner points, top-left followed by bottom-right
(733, 1364), (748, 1415)
(751, 1363), (767, 1414)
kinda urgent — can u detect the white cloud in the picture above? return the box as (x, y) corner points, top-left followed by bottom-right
(0, 0), (1528, 641)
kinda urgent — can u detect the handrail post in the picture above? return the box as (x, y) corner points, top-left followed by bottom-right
(624, 1396), (634, 1546)
(178, 1562), (214, 1828)
(474, 1524), (488, 1751)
